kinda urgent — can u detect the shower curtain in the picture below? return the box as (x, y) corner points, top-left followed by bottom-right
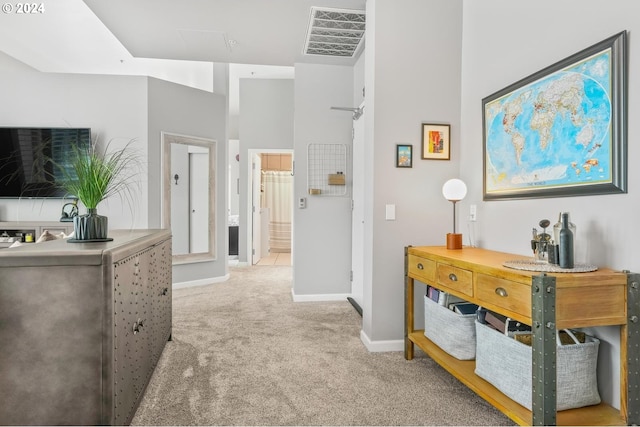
(262, 171), (292, 253)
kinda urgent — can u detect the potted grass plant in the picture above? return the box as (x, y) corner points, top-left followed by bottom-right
(58, 138), (141, 241)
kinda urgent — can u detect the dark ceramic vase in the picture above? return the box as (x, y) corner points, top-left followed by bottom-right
(73, 208), (108, 240)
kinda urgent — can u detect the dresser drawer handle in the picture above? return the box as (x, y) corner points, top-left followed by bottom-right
(417, 263), (424, 270)
(448, 273), (458, 282)
(495, 287), (508, 297)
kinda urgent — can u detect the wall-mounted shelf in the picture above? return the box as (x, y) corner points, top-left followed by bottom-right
(307, 143), (348, 196)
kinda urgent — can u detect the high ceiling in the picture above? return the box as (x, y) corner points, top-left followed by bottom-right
(0, 0), (365, 115)
(0, 1), (365, 76)
(84, 0), (366, 67)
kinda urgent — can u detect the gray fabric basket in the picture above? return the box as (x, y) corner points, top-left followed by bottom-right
(474, 321), (601, 411)
(424, 295), (476, 360)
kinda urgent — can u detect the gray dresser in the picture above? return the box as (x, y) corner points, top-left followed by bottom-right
(0, 229), (172, 425)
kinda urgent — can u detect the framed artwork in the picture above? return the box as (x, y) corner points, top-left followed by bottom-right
(396, 144), (413, 168)
(421, 124), (450, 160)
(482, 31), (627, 201)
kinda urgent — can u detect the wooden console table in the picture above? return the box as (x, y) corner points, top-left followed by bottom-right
(405, 246), (639, 426)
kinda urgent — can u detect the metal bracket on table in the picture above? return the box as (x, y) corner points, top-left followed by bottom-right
(627, 271), (640, 425)
(532, 274), (557, 426)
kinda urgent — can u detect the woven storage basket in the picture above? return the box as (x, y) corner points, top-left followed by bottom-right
(424, 295), (476, 360)
(474, 321), (601, 411)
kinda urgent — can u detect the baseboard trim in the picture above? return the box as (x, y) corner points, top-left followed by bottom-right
(359, 329), (404, 352)
(291, 290), (351, 302)
(173, 274), (230, 289)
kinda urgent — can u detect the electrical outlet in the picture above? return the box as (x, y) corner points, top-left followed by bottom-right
(385, 204), (396, 220)
(470, 204), (477, 221)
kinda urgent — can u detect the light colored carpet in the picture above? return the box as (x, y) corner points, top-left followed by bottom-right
(132, 265), (514, 426)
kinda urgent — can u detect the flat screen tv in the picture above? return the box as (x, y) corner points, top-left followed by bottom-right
(0, 127), (91, 198)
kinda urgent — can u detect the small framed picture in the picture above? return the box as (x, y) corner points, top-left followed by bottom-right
(421, 123), (450, 160)
(396, 144), (413, 168)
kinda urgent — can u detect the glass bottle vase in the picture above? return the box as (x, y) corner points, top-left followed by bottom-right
(558, 212), (574, 269)
(553, 212), (576, 244)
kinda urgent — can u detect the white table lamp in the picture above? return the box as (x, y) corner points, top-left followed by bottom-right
(442, 178), (467, 249)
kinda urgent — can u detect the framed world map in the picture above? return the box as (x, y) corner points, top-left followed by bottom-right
(482, 31), (627, 200)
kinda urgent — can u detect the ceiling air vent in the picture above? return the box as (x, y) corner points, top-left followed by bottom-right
(303, 7), (366, 58)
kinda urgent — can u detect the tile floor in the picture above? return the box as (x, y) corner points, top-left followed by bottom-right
(227, 252), (291, 266)
(256, 252), (291, 266)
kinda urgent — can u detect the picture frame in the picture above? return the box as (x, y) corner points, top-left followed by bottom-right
(421, 124), (450, 160)
(482, 31), (627, 201)
(396, 144), (413, 168)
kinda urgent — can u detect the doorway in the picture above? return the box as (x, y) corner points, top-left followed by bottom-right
(246, 148), (294, 266)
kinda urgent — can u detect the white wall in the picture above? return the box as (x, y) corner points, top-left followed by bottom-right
(293, 63), (354, 298)
(0, 51), (148, 228)
(353, 51), (365, 108)
(459, 0), (640, 409)
(147, 77), (228, 283)
(228, 139), (240, 216)
(0, 53), (228, 286)
(238, 79), (294, 262)
(363, 0), (463, 345)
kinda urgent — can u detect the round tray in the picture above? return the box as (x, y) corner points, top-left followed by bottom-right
(503, 259), (598, 273)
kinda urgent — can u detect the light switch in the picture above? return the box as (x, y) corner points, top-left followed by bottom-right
(298, 197), (306, 209)
(385, 204), (396, 220)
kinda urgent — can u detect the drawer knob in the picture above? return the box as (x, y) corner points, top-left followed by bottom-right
(495, 287), (508, 297)
(417, 263), (424, 270)
(448, 273), (458, 282)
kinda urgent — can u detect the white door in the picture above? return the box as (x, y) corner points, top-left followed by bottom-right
(351, 103), (365, 312)
(189, 152), (209, 253)
(251, 153), (262, 264)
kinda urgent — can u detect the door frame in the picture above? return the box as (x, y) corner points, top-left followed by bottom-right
(350, 102), (365, 313)
(251, 153), (262, 264)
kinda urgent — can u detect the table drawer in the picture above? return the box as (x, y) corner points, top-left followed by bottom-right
(437, 263), (473, 297)
(476, 273), (530, 320)
(408, 254), (436, 283)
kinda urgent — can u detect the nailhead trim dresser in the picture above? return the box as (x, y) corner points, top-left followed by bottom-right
(0, 229), (172, 425)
